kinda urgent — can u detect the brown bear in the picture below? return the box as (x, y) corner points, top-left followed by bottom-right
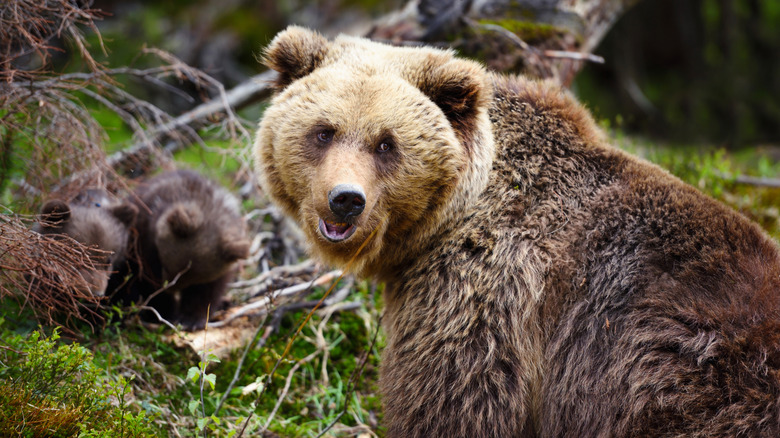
(34, 190), (138, 297)
(115, 169), (250, 330)
(254, 26), (780, 437)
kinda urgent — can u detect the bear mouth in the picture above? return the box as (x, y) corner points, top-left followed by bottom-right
(319, 218), (357, 242)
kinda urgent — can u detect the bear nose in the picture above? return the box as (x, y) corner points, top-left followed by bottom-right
(328, 184), (365, 220)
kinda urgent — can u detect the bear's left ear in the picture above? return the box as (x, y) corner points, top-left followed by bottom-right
(263, 26), (329, 89)
(416, 59), (489, 140)
(40, 199), (71, 227)
(110, 203), (138, 227)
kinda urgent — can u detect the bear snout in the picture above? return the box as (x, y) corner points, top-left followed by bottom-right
(328, 184), (365, 221)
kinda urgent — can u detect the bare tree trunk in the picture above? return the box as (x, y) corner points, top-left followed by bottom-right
(369, 0), (641, 85)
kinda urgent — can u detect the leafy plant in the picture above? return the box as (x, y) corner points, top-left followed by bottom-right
(0, 322), (159, 437)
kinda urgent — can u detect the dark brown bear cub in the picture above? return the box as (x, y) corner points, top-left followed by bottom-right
(117, 170), (249, 330)
(34, 190), (138, 297)
(254, 26), (780, 437)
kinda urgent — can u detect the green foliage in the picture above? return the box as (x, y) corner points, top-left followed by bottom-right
(210, 281), (383, 437)
(0, 321), (159, 437)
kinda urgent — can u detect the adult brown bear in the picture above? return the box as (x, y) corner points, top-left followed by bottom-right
(254, 26), (780, 437)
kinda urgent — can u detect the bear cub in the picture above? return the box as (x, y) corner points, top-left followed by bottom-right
(116, 169), (250, 330)
(34, 189), (139, 298)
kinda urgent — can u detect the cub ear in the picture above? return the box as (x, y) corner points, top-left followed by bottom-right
(416, 59), (489, 140)
(263, 25), (329, 89)
(40, 200), (71, 227)
(162, 203), (203, 238)
(219, 236), (250, 263)
(110, 203), (139, 227)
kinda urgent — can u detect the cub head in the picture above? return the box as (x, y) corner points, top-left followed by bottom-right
(254, 26), (494, 278)
(36, 194), (139, 296)
(154, 200), (250, 288)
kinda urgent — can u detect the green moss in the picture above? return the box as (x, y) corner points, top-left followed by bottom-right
(478, 18), (562, 43)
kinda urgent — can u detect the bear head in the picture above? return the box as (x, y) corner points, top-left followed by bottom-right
(36, 194), (138, 297)
(153, 199), (250, 288)
(133, 170), (250, 290)
(254, 26), (495, 278)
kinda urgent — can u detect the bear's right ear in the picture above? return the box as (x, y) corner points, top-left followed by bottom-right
(40, 200), (71, 227)
(263, 26), (329, 89)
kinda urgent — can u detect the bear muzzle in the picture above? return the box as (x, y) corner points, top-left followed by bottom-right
(320, 183), (365, 242)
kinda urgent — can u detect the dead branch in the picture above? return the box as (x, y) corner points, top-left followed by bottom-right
(731, 174), (780, 189)
(34, 68), (276, 196)
(1, 0), (106, 82)
(369, 0), (640, 85)
(5, 25), (272, 206)
(229, 258), (317, 294)
(0, 209), (106, 330)
(103, 59), (275, 165)
(212, 269), (344, 328)
(139, 305), (180, 333)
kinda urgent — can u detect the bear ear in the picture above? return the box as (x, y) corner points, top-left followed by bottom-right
(40, 200), (71, 227)
(110, 203), (138, 227)
(263, 25), (329, 89)
(163, 203), (203, 238)
(219, 236), (250, 263)
(416, 59), (488, 142)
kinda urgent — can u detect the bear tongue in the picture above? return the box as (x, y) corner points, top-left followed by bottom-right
(326, 221), (349, 233)
(319, 218), (356, 242)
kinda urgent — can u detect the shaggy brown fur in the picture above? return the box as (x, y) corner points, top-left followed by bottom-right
(34, 190), (139, 297)
(115, 170), (249, 330)
(254, 26), (780, 437)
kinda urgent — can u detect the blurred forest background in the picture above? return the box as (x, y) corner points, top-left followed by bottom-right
(1, 0), (779, 436)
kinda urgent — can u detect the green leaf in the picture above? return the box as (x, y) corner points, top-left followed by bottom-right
(187, 366), (200, 382)
(188, 400), (200, 415)
(204, 373), (217, 390)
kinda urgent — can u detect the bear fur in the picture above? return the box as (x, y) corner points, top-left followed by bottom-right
(254, 26), (780, 437)
(34, 190), (138, 297)
(116, 169), (250, 330)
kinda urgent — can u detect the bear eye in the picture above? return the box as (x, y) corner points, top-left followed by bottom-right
(316, 129), (334, 144)
(377, 139), (393, 153)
